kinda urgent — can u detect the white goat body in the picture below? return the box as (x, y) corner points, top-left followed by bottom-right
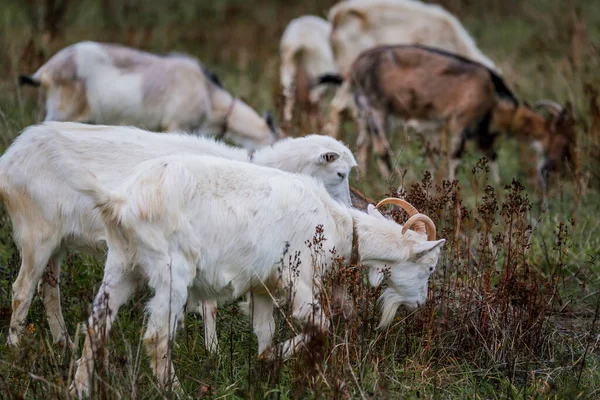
(324, 0), (498, 138)
(280, 16), (338, 124)
(0, 121), (356, 348)
(20, 41), (277, 149)
(68, 154), (445, 395)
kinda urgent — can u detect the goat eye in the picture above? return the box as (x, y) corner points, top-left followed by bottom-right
(429, 267), (434, 272)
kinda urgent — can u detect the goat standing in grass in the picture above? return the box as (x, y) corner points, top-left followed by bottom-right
(66, 153), (445, 396)
(323, 0), (498, 140)
(0, 122), (356, 349)
(280, 16), (338, 131)
(18, 41), (279, 149)
(330, 45), (576, 187)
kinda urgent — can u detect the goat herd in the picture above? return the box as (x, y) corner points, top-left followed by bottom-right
(1, 0), (577, 396)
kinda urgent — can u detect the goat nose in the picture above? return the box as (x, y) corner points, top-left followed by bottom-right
(337, 172), (346, 179)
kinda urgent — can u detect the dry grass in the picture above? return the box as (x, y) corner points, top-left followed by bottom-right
(0, 0), (599, 398)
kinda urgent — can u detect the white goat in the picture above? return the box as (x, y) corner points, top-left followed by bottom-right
(18, 41), (278, 149)
(323, 0), (498, 138)
(0, 121), (356, 348)
(67, 153), (445, 396)
(280, 16), (338, 127)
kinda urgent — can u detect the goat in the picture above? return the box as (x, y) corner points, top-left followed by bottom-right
(323, 0), (498, 140)
(205, 186), (377, 352)
(65, 153), (445, 396)
(329, 45), (575, 186)
(18, 41), (278, 149)
(280, 16), (338, 130)
(0, 121), (356, 348)
(202, 184), (376, 353)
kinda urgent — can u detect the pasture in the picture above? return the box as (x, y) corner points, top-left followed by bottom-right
(0, 0), (599, 398)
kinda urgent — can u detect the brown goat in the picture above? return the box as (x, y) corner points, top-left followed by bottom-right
(329, 45), (575, 188)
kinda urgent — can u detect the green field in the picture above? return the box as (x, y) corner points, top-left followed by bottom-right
(0, 0), (599, 398)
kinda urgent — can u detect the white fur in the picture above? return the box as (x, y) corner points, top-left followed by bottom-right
(68, 155), (445, 395)
(324, 0), (498, 137)
(29, 41), (277, 149)
(328, 0), (496, 74)
(0, 121), (356, 348)
(280, 16), (338, 123)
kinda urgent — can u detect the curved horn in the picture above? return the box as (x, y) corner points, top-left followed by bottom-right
(533, 100), (564, 116)
(375, 197), (425, 234)
(402, 214), (437, 241)
(376, 198), (419, 216)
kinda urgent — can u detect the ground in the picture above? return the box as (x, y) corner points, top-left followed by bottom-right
(0, 0), (598, 398)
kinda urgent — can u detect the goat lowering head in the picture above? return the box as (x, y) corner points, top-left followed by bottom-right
(252, 134), (357, 206)
(504, 100), (577, 188)
(362, 198), (445, 328)
(535, 101), (577, 188)
(212, 96), (279, 149)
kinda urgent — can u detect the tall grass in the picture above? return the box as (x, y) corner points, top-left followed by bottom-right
(0, 0), (598, 398)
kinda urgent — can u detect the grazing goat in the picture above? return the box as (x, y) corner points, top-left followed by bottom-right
(18, 41), (278, 149)
(280, 16), (338, 129)
(0, 122), (356, 348)
(201, 183), (376, 353)
(323, 0), (498, 139)
(338, 45), (575, 186)
(67, 154), (445, 396)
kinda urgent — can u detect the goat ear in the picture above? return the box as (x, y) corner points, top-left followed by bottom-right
(412, 239), (446, 259)
(320, 151), (340, 163)
(263, 111), (277, 133)
(367, 204), (387, 221)
(347, 9), (368, 27)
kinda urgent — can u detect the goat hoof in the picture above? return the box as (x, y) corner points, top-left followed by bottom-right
(6, 334), (21, 347)
(258, 346), (280, 362)
(258, 349), (272, 362)
(69, 379), (89, 399)
(56, 336), (75, 351)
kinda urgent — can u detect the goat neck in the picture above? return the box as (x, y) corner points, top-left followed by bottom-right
(211, 89), (276, 150)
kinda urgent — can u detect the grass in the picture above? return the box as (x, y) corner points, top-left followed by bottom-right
(0, 0), (599, 398)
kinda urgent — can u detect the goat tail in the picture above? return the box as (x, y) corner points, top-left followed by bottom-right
(65, 164), (130, 249)
(489, 71), (519, 105)
(18, 74), (41, 87)
(69, 167), (124, 227)
(317, 73), (344, 86)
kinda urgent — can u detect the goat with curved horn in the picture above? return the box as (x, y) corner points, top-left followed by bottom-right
(376, 197), (426, 235)
(403, 214), (437, 241)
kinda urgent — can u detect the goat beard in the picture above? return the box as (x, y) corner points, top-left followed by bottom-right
(377, 288), (404, 329)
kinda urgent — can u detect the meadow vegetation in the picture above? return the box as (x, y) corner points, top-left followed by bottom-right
(0, 0), (598, 398)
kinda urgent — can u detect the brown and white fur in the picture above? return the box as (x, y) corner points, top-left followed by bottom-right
(19, 41), (278, 149)
(323, 0), (498, 140)
(340, 45), (575, 187)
